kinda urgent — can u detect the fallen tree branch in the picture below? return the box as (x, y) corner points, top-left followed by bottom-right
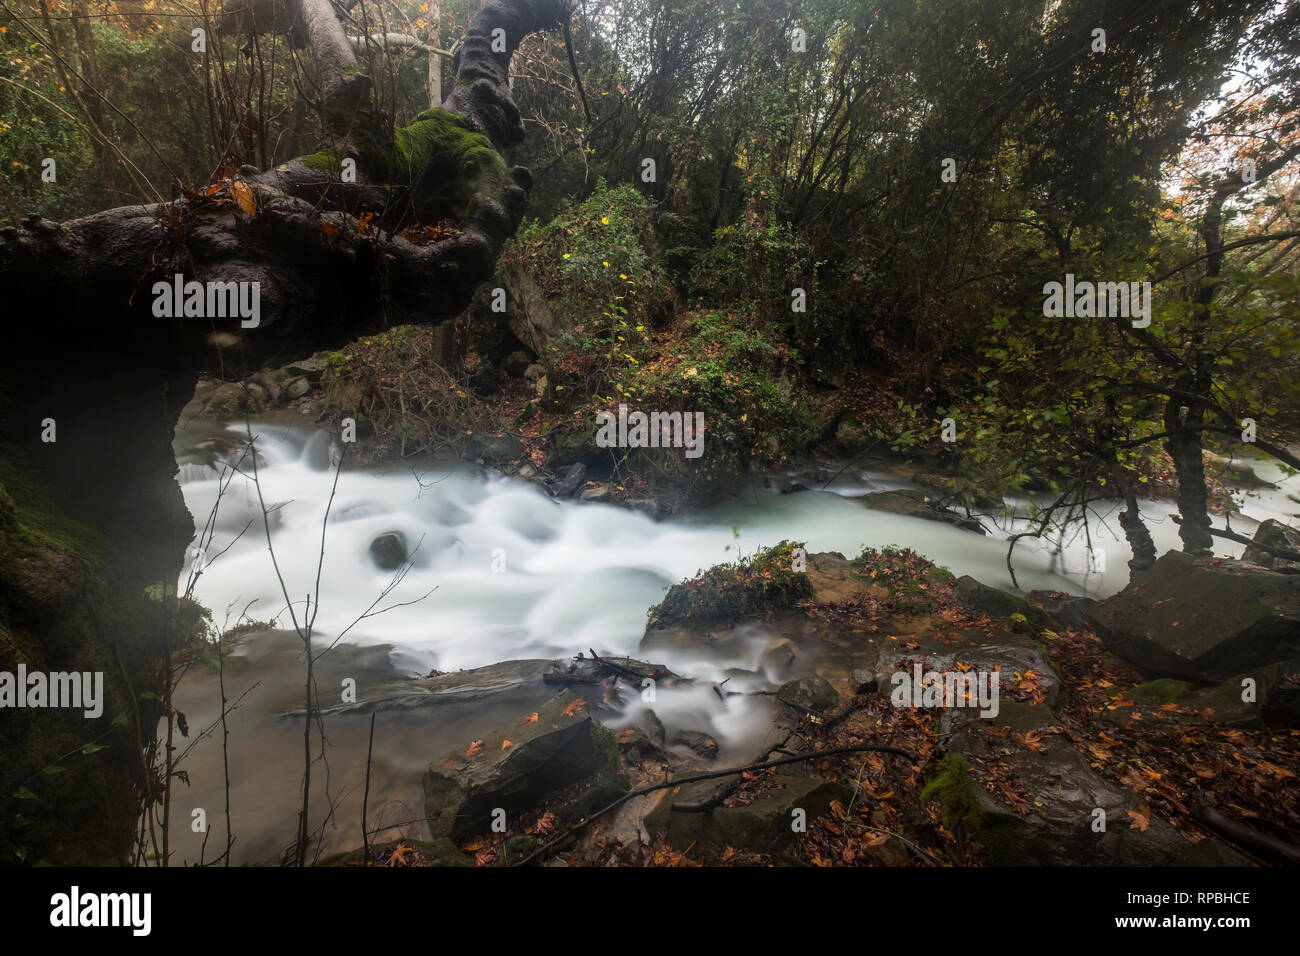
(1170, 515), (1300, 563)
(1192, 795), (1300, 865)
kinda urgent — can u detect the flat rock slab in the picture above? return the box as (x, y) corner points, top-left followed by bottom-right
(317, 658), (558, 716)
(423, 688), (607, 841)
(1086, 551), (1300, 683)
(946, 731), (1248, 867)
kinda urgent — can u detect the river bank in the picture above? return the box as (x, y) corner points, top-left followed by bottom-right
(161, 414), (1300, 865)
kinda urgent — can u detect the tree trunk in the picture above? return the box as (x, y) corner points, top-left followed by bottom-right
(0, 0), (571, 866)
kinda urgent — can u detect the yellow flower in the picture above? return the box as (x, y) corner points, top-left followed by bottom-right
(601, 217), (609, 224)
(602, 261), (609, 267)
(619, 274), (627, 279)
(563, 253), (570, 259)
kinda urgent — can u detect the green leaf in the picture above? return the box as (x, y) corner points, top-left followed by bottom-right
(82, 742), (108, 755)
(41, 765), (67, 776)
(13, 786), (38, 800)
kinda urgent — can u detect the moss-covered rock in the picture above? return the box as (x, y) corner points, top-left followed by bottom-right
(648, 540), (812, 628)
(920, 753), (1022, 863)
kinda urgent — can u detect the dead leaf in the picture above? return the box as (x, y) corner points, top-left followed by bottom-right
(1127, 806), (1151, 832)
(500, 739), (513, 750)
(522, 712), (539, 724)
(229, 180), (257, 216)
(465, 739), (485, 757)
(562, 697), (587, 717)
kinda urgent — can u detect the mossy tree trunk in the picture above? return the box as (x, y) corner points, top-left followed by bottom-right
(0, 0), (573, 864)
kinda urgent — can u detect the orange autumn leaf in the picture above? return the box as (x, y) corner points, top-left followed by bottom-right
(1018, 730), (1046, 752)
(562, 697), (587, 717)
(229, 180), (257, 217)
(387, 842), (417, 866)
(522, 712), (539, 725)
(501, 739), (513, 750)
(1127, 806), (1151, 832)
(465, 739), (485, 757)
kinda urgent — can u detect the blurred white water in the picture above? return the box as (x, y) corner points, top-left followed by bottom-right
(164, 420), (1300, 862)
(176, 421), (1300, 673)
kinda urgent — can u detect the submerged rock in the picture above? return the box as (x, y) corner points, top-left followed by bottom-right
(579, 482), (612, 502)
(549, 462), (586, 497)
(859, 490), (986, 534)
(671, 729), (720, 760)
(369, 531), (408, 570)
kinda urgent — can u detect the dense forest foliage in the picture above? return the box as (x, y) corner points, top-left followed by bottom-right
(9, 0), (1297, 549)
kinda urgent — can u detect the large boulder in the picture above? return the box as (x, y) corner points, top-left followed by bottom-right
(928, 744), (1246, 867)
(1085, 551), (1300, 683)
(423, 689), (614, 842)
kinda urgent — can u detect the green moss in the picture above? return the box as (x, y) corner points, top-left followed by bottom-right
(592, 724), (621, 775)
(0, 457), (102, 561)
(300, 150), (342, 173)
(926, 565), (956, 585)
(648, 540), (813, 627)
(0, 445), (169, 865)
(1113, 678), (1196, 706)
(920, 753), (1022, 864)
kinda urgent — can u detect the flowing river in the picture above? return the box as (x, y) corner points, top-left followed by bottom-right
(163, 416), (1300, 864)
